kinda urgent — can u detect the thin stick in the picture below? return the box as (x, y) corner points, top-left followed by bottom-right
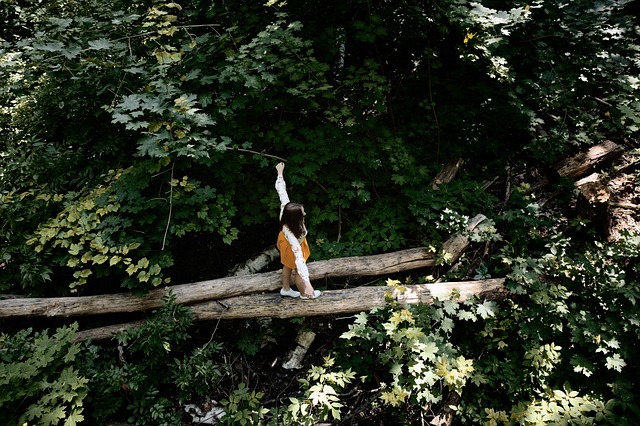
(611, 202), (640, 210)
(161, 161), (175, 251)
(229, 147), (287, 162)
(427, 24), (441, 161)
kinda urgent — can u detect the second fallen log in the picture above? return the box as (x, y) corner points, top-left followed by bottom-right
(191, 278), (508, 320)
(74, 278), (508, 341)
(0, 247), (438, 318)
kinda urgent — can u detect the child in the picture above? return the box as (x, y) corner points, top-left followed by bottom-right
(275, 162), (321, 299)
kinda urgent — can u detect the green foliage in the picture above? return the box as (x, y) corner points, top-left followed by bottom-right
(484, 385), (616, 425)
(81, 294), (228, 425)
(456, 0), (640, 159)
(0, 324), (88, 426)
(0, 0), (244, 293)
(339, 278), (487, 416)
(217, 14), (332, 114)
(284, 356), (356, 425)
(235, 334), (261, 357)
(3, 0), (637, 296)
(172, 341), (226, 405)
(316, 198), (410, 258)
(326, 239), (638, 425)
(1, 159), (237, 293)
(1, 0), (640, 422)
(220, 383), (269, 426)
(454, 234), (640, 424)
(29, 163), (235, 292)
(409, 181), (500, 242)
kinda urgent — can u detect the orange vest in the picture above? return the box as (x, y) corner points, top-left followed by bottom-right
(277, 230), (310, 269)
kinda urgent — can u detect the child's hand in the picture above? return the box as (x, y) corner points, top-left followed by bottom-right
(276, 162), (285, 176)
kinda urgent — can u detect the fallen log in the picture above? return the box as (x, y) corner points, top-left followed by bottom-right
(227, 246), (279, 276)
(73, 320), (147, 342)
(75, 246), (281, 343)
(442, 214), (486, 265)
(282, 329), (316, 370)
(554, 140), (623, 179)
(0, 247), (436, 319)
(190, 279), (507, 320)
(74, 279), (507, 341)
(528, 140), (625, 194)
(575, 176), (611, 240)
(611, 201), (640, 210)
(1, 215), (486, 319)
(572, 163), (640, 241)
(431, 158), (464, 190)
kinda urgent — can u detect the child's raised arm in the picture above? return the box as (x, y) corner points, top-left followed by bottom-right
(275, 162), (290, 219)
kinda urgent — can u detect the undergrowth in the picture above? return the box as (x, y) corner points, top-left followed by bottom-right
(2, 228), (638, 425)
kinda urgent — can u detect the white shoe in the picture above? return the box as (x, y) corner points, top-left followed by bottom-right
(280, 288), (300, 298)
(300, 290), (321, 300)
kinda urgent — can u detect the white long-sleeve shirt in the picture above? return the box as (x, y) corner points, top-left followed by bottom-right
(275, 175), (310, 285)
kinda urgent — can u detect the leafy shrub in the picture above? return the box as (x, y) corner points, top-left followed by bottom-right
(82, 294), (228, 425)
(337, 279), (492, 422)
(0, 323), (88, 426)
(409, 180), (500, 243)
(276, 356), (356, 425)
(219, 382), (269, 426)
(22, 162), (237, 293)
(456, 233), (640, 424)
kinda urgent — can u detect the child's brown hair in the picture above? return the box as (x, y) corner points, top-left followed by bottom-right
(280, 202), (305, 238)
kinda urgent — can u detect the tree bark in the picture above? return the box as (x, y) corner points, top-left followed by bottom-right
(554, 140), (623, 179)
(227, 246), (280, 276)
(190, 278), (507, 320)
(0, 247), (437, 319)
(430, 391), (461, 426)
(611, 201), (640, 210)
(1, 215), (486, 319)
(432, 158), (464, 190)
(282, 329), (316, 370)
(73, 320), (147, 342)
(74, 279), (507, 340)
(528, 141), (625, 199)
(575, 176), (611, 240)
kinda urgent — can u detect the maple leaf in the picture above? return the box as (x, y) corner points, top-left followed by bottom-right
(87, 38), (114, 50)
(476, 300), (497, 319)
(605, 354), (626, 372)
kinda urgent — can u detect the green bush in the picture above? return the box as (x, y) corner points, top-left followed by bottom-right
(81, 295), (228, 425)
(457, 233), (640, 424)
(0, 324), (88, 426)
(338, 279), (487, 421)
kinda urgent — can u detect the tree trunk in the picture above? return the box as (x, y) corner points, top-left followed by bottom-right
(529, 140), (625, 194)
(1, 215), (486, 319)
(611, 201), (640, 210)
(190, 278), (507, 320)
(73, 320), (147, 342)
(430, 391), (461, 426)
(227, 246), (280, 276)
(74, 279), (507, 341)
(282, 329), (316, 369)
(0, 247), (436, 319)
(575, 175), (611, 240)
